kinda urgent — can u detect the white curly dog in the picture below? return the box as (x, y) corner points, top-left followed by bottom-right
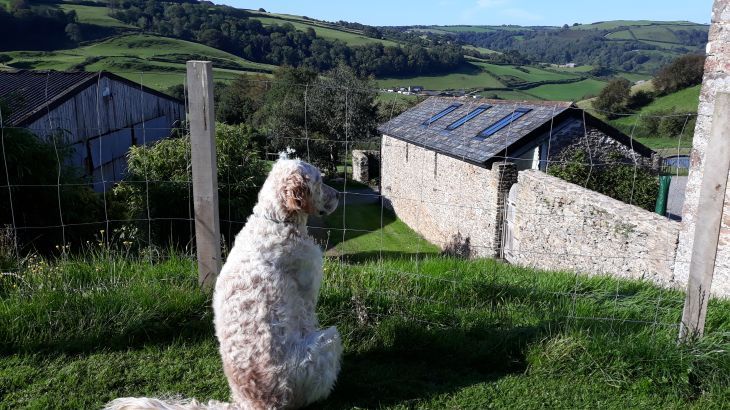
(105, 159), (342, 410)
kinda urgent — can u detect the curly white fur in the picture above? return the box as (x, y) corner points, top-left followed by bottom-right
(105, 159), (341, 410)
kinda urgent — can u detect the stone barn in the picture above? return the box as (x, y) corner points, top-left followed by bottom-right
(0, 70), (184, 191)
(378, 97), (656, 258)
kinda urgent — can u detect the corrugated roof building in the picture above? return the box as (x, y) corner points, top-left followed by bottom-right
(0, 70), (184, 190)
(377, 97), (657, 258)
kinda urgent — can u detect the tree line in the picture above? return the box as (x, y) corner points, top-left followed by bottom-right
(108, 0), (464, 77)
(453, 27), (706, 73)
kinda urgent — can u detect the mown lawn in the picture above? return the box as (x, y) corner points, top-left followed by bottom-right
(1, 215), (729, 409)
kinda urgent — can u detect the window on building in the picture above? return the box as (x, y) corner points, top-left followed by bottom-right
(475, 108), (532, 139)
(422, 103), (462, 126)
(445, 105), (492, 131)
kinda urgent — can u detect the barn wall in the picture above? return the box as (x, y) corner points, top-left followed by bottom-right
(381, 134), (516, 257)
(25, 76), (183, 186)
(507, 170), (682, 287)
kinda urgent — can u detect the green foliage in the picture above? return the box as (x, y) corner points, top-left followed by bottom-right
(548, 149), (659, 211)
(114, 123), (267, 248)
(654, 54), (706, 95)
(638, 108), (696, 139)
(261, 66), (378, 174)
(0, 127), (109, 253)
(216, 74), (269, 125)
(592, 78), (631, 119)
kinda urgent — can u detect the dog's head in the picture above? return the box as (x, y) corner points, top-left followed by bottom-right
(266, 159), (338, 220)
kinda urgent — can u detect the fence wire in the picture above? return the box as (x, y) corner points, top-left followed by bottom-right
(0, 69), (720, 350)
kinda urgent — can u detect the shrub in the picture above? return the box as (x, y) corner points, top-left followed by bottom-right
(549, 149), (659, 211)
(0, 127), (109, 253)
(592, 78), (631, 119)
(114, 123), (267, 248)
(639, 108), (696, 138)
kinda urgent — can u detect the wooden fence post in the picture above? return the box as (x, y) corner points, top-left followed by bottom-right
(679, 92), (730, 341)
(186, 61), (221, 289)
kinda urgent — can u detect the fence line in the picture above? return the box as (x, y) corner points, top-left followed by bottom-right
(0, 62), (723, 343)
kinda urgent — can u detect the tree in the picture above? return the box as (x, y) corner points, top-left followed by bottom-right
(216, 74), (269, 125)
(259, 66), (378, 174)
(592, 78), (631, 119)
(65, 23), (82, 42)
(653, 54), (705, 95)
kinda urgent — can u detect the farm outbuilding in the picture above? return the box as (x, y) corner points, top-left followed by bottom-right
(377, 97), (658, 260)
(0, 70), (184, 190)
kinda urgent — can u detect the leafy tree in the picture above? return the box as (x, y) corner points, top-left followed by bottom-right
(216, 75), (269, 125)
(260, 66), (377, 174)
(653, 54), (706, 95)
(626, 89), (653, 110)
(592, 78), (631, 119)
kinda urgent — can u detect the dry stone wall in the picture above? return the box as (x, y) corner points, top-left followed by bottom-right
(507, 170), (681, 286)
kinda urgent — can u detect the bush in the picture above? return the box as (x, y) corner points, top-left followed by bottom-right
(640, 108), (696, 138)
(549, 149), (659, 211)
(592, 78), (631, 119)
(0, 127), (109, 253)
(114, 123), (268, 248)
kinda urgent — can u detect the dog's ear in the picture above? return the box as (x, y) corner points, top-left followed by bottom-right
(283, 172), (314, 214)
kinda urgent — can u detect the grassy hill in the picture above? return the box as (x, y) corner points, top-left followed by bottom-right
(248, 12), (400, 47)
(2, 34), (277, 90)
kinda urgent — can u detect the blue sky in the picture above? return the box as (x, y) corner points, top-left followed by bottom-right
(214, 0), (712, 26)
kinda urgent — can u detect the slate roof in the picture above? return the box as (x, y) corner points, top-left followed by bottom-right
(378, 97), (652, 166)
(0, 70), (182, 127)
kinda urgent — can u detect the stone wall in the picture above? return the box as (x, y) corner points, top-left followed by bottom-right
(544, 119), (656, 169)
(351, 150), (380, 184)
(675, 0), (730, 297)
(507, 170), (681, 286)
(381, 134), (516, 257)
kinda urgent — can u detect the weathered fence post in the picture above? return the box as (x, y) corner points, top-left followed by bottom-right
(679, 92), (730, 342)
(186, 61), (221, 289)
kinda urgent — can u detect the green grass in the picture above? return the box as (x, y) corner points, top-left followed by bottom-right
(463, 45), (501, 55)
(3, 34), (276, 91)
(252, 16), (399, 47)
(58, 3), (135, 28)
(611, 85), (701, 130)
(571, 20), (702, 31)
(1, 242), (729, 409)
(377, 62), (504, 90)
(321, 203), (440, 259)
(524, 78), (607, 101)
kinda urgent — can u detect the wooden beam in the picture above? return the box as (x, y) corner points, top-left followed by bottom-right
(679, 92), (730, 341)
(186, 61), (221, 289)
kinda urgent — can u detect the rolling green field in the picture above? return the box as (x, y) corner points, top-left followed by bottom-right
(252, 16), (399, 47)
(377, 62), (504, 90)
(523, 78), (607, 101)
(2, 34), (276, 91)
(58, 3), (135, 28)
(464, 44), (501, 55)
(571, 20), (702, 31)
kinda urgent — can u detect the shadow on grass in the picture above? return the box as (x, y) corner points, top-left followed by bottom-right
(314, 320), (544, 409)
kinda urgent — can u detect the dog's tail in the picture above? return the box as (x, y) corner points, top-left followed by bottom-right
(103, 397), (238, 410)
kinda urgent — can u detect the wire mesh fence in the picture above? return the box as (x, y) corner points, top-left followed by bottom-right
(0, 64), (724, 357)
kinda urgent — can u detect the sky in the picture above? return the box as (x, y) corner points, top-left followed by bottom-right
(214, 0), (713, 27)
